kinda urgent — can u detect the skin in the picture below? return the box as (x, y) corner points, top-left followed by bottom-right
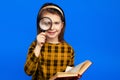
(34, 12), (64, 57)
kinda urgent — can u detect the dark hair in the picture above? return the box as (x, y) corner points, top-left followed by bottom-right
(36, 3), (66, 42)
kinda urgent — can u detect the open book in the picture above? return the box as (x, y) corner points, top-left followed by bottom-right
(49, 60), (92, 80)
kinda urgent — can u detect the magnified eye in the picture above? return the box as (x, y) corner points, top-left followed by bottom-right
(42, 21), (51, 26)
(39, 17), (52, 31)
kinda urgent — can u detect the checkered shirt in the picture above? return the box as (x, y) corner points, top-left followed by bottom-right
(24, 41), (74, 80)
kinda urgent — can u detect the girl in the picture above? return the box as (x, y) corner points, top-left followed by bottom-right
(24, 3), (74, 80)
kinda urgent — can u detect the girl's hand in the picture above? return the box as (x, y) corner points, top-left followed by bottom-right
(34, 32), (46, 57)
(77, 74), (82, 79)
(36, 32), (46, 47)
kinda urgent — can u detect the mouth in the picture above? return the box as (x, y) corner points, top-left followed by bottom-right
(47, 31), (56, 35)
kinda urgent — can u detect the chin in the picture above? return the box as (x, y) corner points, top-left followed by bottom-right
(47, 35), (57, 39)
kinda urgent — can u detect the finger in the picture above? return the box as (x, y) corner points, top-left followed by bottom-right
(77, 74), (82, 79)
(37, 38), (45, 47)
(40, 38), (46, 43)
(37, 36), (46, 42)
(40, 32), (47, 36)
(37, 33), (46, 39)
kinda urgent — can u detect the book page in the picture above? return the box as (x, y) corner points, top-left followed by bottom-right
(78, 60), (92, 75)
(67, 60), (92, 75)
(67, 61), (85, 73)
(65, 66), (73, 72)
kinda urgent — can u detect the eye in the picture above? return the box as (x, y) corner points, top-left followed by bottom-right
(54, 22), (60, 25)
(43, 22), (51, 26)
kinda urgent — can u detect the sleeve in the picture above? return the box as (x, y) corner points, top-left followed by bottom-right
(69, 47), (75, 67)
(24, 41), (39, 76)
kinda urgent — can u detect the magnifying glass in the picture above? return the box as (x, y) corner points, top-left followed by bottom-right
(39, 17), (52, 32)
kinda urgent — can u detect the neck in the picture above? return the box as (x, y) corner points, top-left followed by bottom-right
(46, 38), (59, 44)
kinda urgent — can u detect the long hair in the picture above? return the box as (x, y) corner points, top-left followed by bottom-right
(36, 3), (66, 42)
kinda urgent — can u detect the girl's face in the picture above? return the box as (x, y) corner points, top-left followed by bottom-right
(42, 12), (64, 42)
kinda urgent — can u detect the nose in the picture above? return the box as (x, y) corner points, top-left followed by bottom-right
(50, 23), (55, 30)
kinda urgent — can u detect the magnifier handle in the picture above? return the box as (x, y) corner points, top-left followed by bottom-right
(41, 29), (46, 32)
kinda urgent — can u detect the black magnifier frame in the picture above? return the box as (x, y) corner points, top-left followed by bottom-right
(39, 17), (52, 32)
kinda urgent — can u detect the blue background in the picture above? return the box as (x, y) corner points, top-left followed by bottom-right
(0, 0), (120, 80)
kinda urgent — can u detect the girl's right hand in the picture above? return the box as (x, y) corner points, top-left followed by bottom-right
(36, 32), (46, 47)
(34, 32), (46, 57)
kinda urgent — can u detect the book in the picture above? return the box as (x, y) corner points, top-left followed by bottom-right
(49, 60), (92, 80)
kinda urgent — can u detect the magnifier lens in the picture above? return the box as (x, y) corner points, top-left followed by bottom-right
(39, 17), (52, 31)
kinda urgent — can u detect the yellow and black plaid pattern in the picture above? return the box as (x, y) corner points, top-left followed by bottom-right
(24, 41), (74, 80)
